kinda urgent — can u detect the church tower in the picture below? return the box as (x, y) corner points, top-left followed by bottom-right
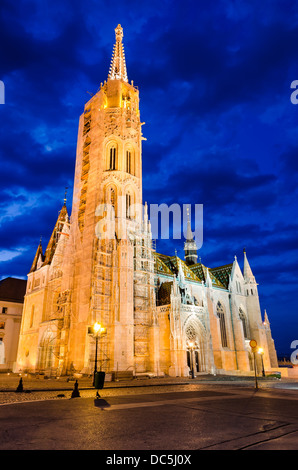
(66, 24), (148, 374)
(16, 24), (155, 376)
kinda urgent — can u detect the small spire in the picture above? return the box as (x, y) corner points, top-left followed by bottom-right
(264, 309), (270, 325)
(184, 205), (198, 266)
(108, 24), (128, 82)
(42, 201), (69, 267)
(186, 206), (193, 241)
(243, 249), (256, 283)
(64, 187), (68, 205)
(29, 240), (44, 273)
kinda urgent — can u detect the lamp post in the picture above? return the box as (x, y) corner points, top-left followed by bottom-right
(188, 342), (195, 379)
(249, 339), (258, 390)
(258, 347), (265, 377)
(90, 322), (106, 386)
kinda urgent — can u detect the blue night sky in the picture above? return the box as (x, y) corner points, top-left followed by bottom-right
(0, 0), (297, 356)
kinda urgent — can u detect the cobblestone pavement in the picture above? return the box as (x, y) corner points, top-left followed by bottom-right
(0, 374), (196, 404)
(1, 373), (298, 405)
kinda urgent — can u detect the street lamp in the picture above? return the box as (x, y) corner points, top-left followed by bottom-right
(188, 342), (195, 379)
(258, 347), (265, 377)
(89, 322), (106, 386)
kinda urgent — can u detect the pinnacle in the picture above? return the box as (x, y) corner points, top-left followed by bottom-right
(243, 250), (256, 283)
(108, 24), (128, 82)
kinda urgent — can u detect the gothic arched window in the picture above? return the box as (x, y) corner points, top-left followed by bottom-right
(126, 150), (131, 174)
(106, 142), (117, 171)
(126, 192), (132, 218)
(239, 308), (249, 339)
(125, 148), (135, 175)
(216, 301), (228, 348)
(109, 146), (116, 170)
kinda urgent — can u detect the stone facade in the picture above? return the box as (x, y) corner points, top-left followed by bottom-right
(15, 25), (278, 377)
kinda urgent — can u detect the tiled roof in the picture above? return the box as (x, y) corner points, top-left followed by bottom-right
(210, 264), (233, 289)
(154, 253), (174, 276)
(154, 253), (228, 289)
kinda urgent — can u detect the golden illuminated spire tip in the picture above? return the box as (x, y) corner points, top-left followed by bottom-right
(108, 24), (128, 82)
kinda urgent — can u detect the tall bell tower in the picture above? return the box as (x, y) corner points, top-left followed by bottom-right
(16, 25), (156, 377)
(65, 24), (151, 374)
(72, 24), (143, 242)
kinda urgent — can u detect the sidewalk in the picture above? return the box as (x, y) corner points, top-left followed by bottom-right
(0, 373), (196, 392)
(0, 373), (217, 405)
(1, 371), (297, 394)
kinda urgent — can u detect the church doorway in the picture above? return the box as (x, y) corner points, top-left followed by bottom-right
(37, 329), (55, 371)
(186, 344), (201, 376)
(185, 320), (206, 375)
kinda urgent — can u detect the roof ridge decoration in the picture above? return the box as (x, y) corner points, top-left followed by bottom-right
(108, 24), (128, 82)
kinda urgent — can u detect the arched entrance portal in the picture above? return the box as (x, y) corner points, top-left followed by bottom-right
(185, 319), (207, 375)
(37, 329), (56, 371)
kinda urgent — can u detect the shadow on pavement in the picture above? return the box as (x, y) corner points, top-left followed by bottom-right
(94, 397), (111, 410)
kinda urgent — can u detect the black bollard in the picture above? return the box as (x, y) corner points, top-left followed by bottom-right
(16, 377), (24, 393)
(71, 379), (80, 398)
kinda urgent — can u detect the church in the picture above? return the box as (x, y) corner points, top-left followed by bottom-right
(15, 25), (278, 378)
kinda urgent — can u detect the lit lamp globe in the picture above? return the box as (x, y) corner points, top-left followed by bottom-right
(93, 322), (102, 335)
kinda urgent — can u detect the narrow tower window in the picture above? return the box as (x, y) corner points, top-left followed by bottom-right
(216, 301), (228, 348)
(126, 192), (131, 218)
(239, 308), (249, 339)
(107, 186), (117, 217)
(109, 147), (116, 170)
(126, 150), (131, 174)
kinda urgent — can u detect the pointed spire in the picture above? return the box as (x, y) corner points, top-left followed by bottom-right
(243, 248), (256, 283)
(186, 207), (193, 241)
(184, 206), (198, 266)
(108, 24), (128, 82)
(177, 258), (185, 288)
(42, 202), (69, 267)
(206, 267), (212, 288)
(29, 239), (44, 273)
(64, 186), (68, 206)
(263, 309), (270, 326)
